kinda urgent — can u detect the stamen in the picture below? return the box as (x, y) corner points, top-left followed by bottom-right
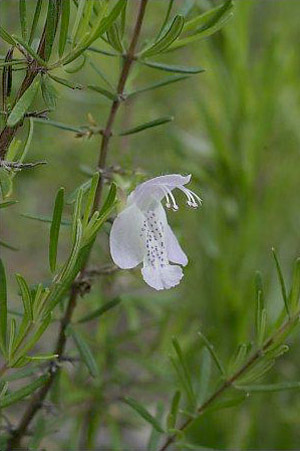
(167, 189), (179, 211)
(178, 186), (202, 208)
(159, 186), (172, 209)
(159, 185), (178, 210)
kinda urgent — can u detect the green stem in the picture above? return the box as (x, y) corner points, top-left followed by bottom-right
(6, 1), (149, 448)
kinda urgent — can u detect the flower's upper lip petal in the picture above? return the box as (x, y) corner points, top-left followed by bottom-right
(130, 174), (192, 209)
(137, 174), (191, 190)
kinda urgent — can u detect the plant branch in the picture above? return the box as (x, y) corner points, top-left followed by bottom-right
(159, 311), (300, 451)
(0, 1), (61, 159)
(6, 1), (149, 448)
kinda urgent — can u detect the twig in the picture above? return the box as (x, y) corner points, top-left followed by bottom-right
(6, 1), (149, 448)
(0, 160), (47, 171)
(159, 311), (300, 450)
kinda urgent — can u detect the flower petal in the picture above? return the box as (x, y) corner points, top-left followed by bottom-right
(166, 224), (188, 266)
(155, 204), (188, 266)
(142, 264), (184, 290)
(109, 204), (145, 269)
(131, 174), (191, 210)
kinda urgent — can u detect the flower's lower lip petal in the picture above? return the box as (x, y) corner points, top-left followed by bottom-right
(141, 264), (184, 290)
(166, 224), (188, 266)
(156, 204), (188, 266)
(109, 204), (144, 269)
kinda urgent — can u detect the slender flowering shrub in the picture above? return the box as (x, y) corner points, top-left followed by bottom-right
(0, 1), (300, 449)
(110, 174), (201, 289)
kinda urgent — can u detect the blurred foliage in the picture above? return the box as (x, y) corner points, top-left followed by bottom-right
(1, 0), (300, 449)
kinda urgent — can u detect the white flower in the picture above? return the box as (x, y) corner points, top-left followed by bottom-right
(109, 174), (202, 290)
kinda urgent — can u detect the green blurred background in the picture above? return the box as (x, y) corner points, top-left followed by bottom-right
(2, 0), (300, 448)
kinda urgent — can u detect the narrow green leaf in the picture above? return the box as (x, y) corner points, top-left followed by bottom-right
(41, 74), (57, 110)
(198, 331), (225, 376)
(118, 116), (173, 136)
(265, 344), (289, 360)
(204, 393), (248, 414)
(141, 15), (184, 58)
(18, 117), (34, 166)
(170, 0), (234, 50)
(72, 187), (84, 242)
(157, 0), (175, 38)
(237, 359), (275, 385)
(78, 297), (121, 323)
(0, 169), (13, 199)
(29, 0), (43, 45)
(89, 61), (115, 90)
(61, 0), (126, 66)
(106, 23), (124, 53)
(140, 60), (205, 74)
(272, 248), (289, 316)
(147, 402), (165, 451)
(44, 0), (58, 61)
(12, 35), (46, 66)
(8, 319), (16, 360)
(171, 337), (195, 407)
(49, 187), (64, 272)
(12, 314), (52, 364)
(0, 375), (49, 408)
(228, 343), (249, 375)
(0, 259), (7, 354)
(82, 172), (100, 227)
(88, 84), (117, 101)
(59, 0), (70, 57)
(28, 353), (58, 361)
(99, 182), (117, 216)
(0, 239), (18, 251)
(289, 258), (300, 312)
(6, 138), (22, 161)
(19, 0), (28, 41)
(15, 274), (33, 320)
(22, 213), (71, 226)
(64, 53), (87, 74)
(0, 200), (18, 209)
(197, 348), (211, 404)
(237, 382), (300, 393)
(33, 117), (84, 134)
(166, 390), (181, 430)
(71, 0), (86, 44)
(87, 46), (119, 57)
(127, 75), (188, 98)
(48, 74), (83, 90)
(123, 396), (165, 433)
(4, 365), (37, 382)
(7, 76), (41, 127)
(69, 326), (99, 378)
(255, 272), (266, 346)
(74, 0), (95, 44)
(0, 26), (15, 45)
(87, 0), (126, 44)
(183, 0), (232, 34)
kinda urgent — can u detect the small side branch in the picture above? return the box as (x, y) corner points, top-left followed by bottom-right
(0, 160), (47, 171)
